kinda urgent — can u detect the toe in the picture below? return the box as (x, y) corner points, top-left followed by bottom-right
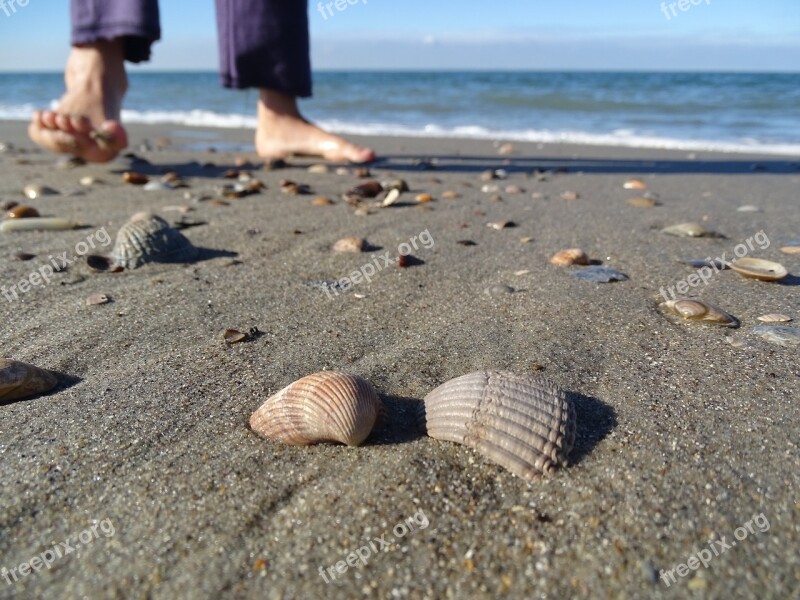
(70, 114), (92, 134)
(55, 113), (76, 134)
(41, 111), (58, 130)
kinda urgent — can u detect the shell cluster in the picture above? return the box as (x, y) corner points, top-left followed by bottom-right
(418, 371), (576, 479)
(249, 369), (578, 480)
(0, 359), (58, 402)
(111, 212), (198, 269)
(250, 372), (382, 446)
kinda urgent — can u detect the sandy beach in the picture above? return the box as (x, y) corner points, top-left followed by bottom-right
(0, 121), (798, 599)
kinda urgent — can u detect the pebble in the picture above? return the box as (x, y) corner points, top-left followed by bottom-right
(572, 266), (629, 283)
(550, 248), (590, 266)
(333, 237), (366, 253)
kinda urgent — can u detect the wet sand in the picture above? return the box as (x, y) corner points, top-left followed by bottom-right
(0, 121), (799, 599)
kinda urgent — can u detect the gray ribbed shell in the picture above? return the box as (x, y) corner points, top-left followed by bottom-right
(111, 213), (198, 269)
(418, 370), (576, 479)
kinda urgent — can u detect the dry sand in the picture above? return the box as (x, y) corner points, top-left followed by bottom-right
(0, 121), (798, 599)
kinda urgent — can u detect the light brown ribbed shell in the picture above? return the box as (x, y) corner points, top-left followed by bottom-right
(418, 371), (576, 480)
(111, 212), (198, 269)
(661, 298), (740, 328)
(0, 359), (58, 402)
(249, 372), (382, 446)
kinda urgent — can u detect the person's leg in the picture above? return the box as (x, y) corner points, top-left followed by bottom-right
(215, 0), (374, 163)
(28, 0), (160, 163)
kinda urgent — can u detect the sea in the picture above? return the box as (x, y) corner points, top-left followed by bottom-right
(1, 71), (799, 155)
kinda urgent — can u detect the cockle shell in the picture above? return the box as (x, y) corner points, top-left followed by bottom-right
(660, 298), (740, 328)
(250, 372), (382, 446)
(0, 359), (58, 402)
(417, 371), (577, 480)
(111, 212), (198, 269)
(662, 223), (717, 238)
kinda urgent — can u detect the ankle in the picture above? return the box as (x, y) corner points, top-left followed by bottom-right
(258, 89), (301, 119)
(67, 40), (129, 93)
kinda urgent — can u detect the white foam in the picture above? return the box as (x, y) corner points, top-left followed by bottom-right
(2, 105), (799, 156)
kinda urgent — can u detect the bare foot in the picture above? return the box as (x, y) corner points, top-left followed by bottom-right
(255, 90), (375, 164)
(28, 40), (128, 163)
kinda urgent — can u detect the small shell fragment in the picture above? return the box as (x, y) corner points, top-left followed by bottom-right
(307, 164), (330, 174)
(86, 293), (111, 306)
(348, 181), (383, 199)
(487, 221), (515, 230)
(0, 218), (80, 232)
(381, 189), (401, 207)
(123, 172), (149, 185)
(660, 298), (739, 328)
(418, 370), (576, 479)
(223, 329), (248, 345)
(662, 223), (717, 238)
(780, 242), (800, 255)
(441, 191), (461, 200)
(680, 258), (729, 270)
(623, 179), (648, 190)
(250, 371), (382, 446)
(550, 248), (590, 267)
(0, 359), (59, 402)
(627, 196), (659, 208)
(5, 205), (40, 219)
(729, 258), (788, 281)
(415, 193), (434, 203)
(751, 325), (800, 347)
(736, 205), (761, 213)
(757, 314), (792, 323)
(332, 237), (366, 253)
(560, 190), (580, 201)
(23, 185), (58, 200)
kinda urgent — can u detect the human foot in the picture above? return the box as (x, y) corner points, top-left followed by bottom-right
(255, 90), (375, 164)
(28, 40), (128, 163)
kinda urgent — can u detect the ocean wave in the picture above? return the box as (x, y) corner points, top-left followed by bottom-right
(2, 105), (799, 156)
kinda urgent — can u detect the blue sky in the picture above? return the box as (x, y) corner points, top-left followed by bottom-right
(0, 0), (798, 71)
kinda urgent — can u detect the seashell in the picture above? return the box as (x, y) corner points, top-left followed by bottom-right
(757, 314), (792, 323)
(143, 181), (174, 192)
(1, 200), (18, 211)
(572, 266), (628, 283)
(0, 218), (79, 232)
(223, 328), (248, 344)
(487, 220), (515, 230)
(307, 164), (330, 174)
(250, 371), (382, 446)
(417, 370), (576, 479)
(415, 193), (433, 203)
(560, 190), (580, 201)
(627, 196), (659, 208)
(441, 190), (461, 200)
(680, 258), (729, 270)
(348, 181), (383, 199)
(14, 252), (36, 261)
(481, 184), (500, 194)
(505, 185), (524, 195)
(5, 205), (40, 219)
(381, 189), (401, 207)
(550, 248), (590, 267)
(497, 143), (515, 155)
(623, 178), (648, 190)
(729, 257), (788, 281)
(122, 172), (149, 185)
(751, 325), (800, 347)
(662, 222), (717, 238)
(312, 196), (334, 206)
(480, 169), (507, 181)
(780, 241), (800, 255)
(381, 179), (409, 193)
(111, 212), (198, 269)
(23, 184), (58, 200)
(660, 298), (739, 328)
(86, 293), (111, 306)
(736, 205), (761, 212)
(0, 359), (58, 402)
(280, 180), (312, 195)
(332, 236), (366, 253)
(80, 176), (105, 186)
